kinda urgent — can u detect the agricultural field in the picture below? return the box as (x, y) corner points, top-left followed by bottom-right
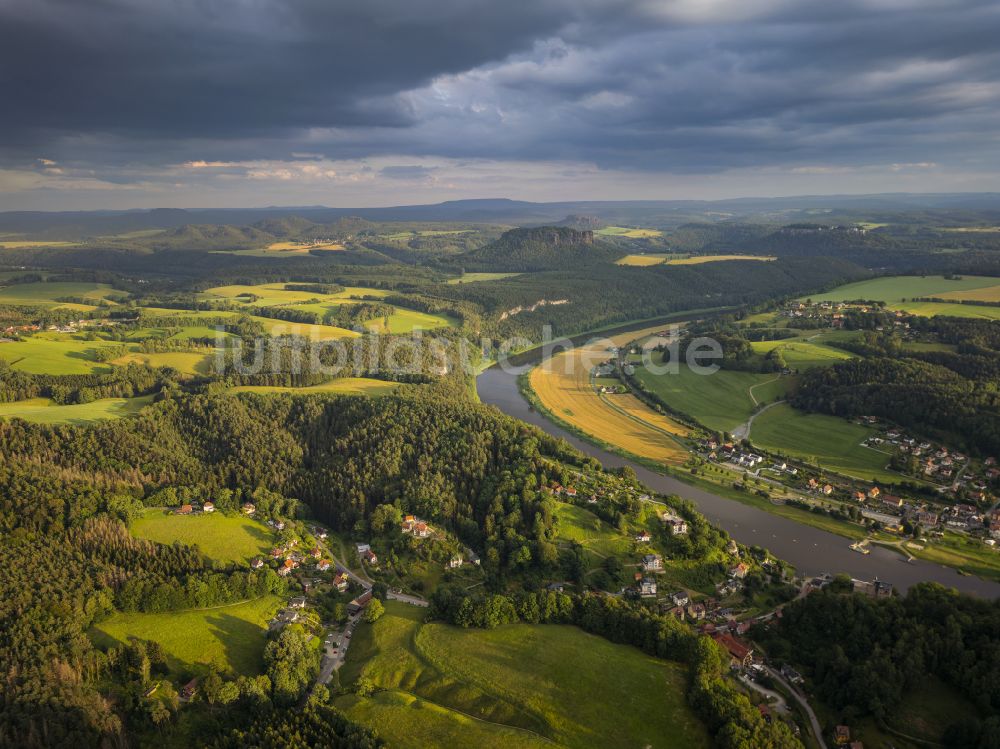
(934, 281), (1000, 302)
(198, 282), (455, 334)
(382, 229), (474, 239)
(0, 395), (153, 424)
(615, 253), (675, 266)
(805, 275), (1000, 304)
(130, 508), (274, 564)
(337, 602), (709, 749)
(0, 240), (81, 248)
(633, 357), (789, 434)
(528, 326), (690, 465)
(229, 377), (401, 396)
(110, 350), (214, 376)
(666, 255), (775, 265)
(445, 272), (523, 284)
(0, 332), (126, 375)
(0, 280), (127, 308)
(749, 336), (854, 370)
(748, 403), (901, 483)
(595, 226), (663, 238)
(90, 595), (282, 677)
(804, 275), (1000, 320)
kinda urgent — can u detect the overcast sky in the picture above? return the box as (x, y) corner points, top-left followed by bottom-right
(2, 0), (999, 210)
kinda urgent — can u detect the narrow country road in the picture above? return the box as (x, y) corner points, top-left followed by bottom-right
(732, 399), (785, 441)
(765, 666), (827, 749)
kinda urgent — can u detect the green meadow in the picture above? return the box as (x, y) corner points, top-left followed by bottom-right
(0, 332), (124, 374)
(197, 282), (456, 334)
(748, 403), (900, 483)
(90, 595), (282, 677)
(229, 377), (401, 396)
(445, 272), (523, 284)
(804, 275), (1000, 318)
(595, 226), (663, 238)
(0, 395), (153, 424)
(0, 281), (127, 308)
(130, 508), (273, 564)
(633, 355), (790, 433)
(804, 274), (1000, 303)
(552, 501), (633, 566)
(337, 602), (709, 749)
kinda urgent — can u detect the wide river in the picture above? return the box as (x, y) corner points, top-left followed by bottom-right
(477, 364), (1000, 597)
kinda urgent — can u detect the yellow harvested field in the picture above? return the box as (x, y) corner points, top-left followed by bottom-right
(616, 254), (672, 266)
(935, 284), (1000, 303)
(0, 240), (81, 248)
(666, 255), (775, 265)
(529, 325), (689, 465)
(265, 241), (344, 251)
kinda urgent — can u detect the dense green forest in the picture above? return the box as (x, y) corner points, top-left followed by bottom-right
(793, 318), (1000, 456)
(754, 581), (1000, 748)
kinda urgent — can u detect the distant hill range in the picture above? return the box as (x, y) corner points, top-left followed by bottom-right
(455, 226), (624, 272)
(3, 193), (1000, 240)
(556, 214), (605, 229)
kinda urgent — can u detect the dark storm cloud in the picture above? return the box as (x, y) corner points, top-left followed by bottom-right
(2, 0), (1000, 181)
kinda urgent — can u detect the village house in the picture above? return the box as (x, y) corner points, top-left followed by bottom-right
(273, 520), (286, 531)
(729, 562), (749, 580)
(853, 491), (867, 502)
(670, 591), (689, 606)
(289, 596), (306, 609)
(348, 590), (372, 615)
(278, 558), (298, 576)
(712, 633), (754, 670)
(917, 510), (939, 527)
(465, 548), (481, 565)
(413, 522), (431, 538)
(363, 549), (378, 565)
(880, 495), (903, 510)
(635, 530), (652, 543)
(251, 558), (264, 569)
(333, 572), (349, 592)
(310, 547), (322, 559)
(317, 559), (332, 572)
(270, 547), (284, 559)
(203, 501), (215, 513)
(176, 504), (193, 515)
(642, 553), (663, 572)
(638, 576), (658, 597)
(686, 603), (706, 620)
(356, 543), (371, 554)
(867, 487), (881, 500)
(822, 484), (834, 495)
(241, 502), (256, 515)
(447, 554), (463, 569)
(564, 487), (578, 497)
(834, 725), (851, 745)
(180, 678), (199, 701)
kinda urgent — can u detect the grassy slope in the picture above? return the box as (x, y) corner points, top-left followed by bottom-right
(338, 602), (709, 749)
(0, 395), (153, 424)
(130, 508), (274, 564)
(748, 403), (900, 483)
(0, 281), (126, 308)
(199, 282), (456, 334)
(633, 358), (786, 433)
(805, 275), (1000, 303)
(90, 595), (282, 677)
